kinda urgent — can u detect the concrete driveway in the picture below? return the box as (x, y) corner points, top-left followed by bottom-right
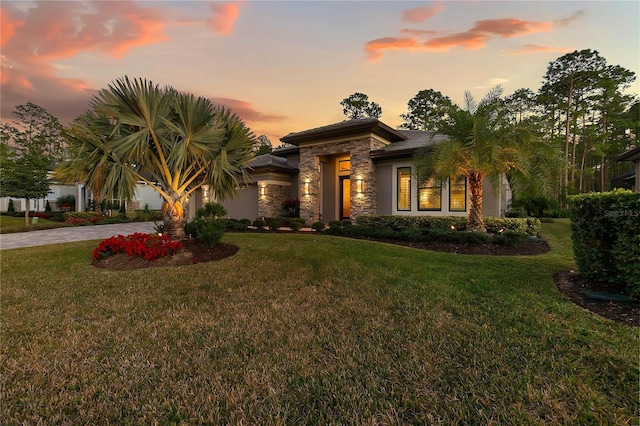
(0, 222), (157, 250)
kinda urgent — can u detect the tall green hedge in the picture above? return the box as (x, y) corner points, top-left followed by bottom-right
(569, 189), (640, 297)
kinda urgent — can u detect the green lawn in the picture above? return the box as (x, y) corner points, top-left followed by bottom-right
(1, 220), (637, 424)
(0, 215), (70, 233)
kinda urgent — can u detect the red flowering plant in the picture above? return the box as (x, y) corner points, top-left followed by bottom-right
(93, 232), (183, 262)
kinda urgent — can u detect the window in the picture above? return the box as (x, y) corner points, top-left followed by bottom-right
(418, 178), (441, 211)
(338, 160), (351, 172)
(397, 167), (411, 211)
(449, 176), (467, 211)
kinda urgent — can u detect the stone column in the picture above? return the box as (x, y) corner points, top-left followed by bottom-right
(299, 150), (320, 223)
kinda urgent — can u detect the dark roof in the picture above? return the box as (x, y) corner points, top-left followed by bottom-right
(370, 130), (450, 160)
(246, 154), (298, 174)
(280, 118), (407, 145)
(272, 144), (300, 157)
(616, 146), (640, 162)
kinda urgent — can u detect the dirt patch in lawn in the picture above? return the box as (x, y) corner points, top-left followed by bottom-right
(554, 270), (639, 327)
(92, 239), (238, 271)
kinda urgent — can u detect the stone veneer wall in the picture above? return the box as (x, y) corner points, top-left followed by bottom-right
(299, 136), (388, 222)
(258, 183), (290, 218)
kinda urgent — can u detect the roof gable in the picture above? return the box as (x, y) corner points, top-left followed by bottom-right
(280, 118), (407, 145)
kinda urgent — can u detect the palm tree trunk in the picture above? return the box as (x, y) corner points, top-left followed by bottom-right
(466, 172), (486, 233)
(162, 199), (185, 240)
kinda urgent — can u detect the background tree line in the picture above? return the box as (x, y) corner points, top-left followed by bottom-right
(341, 49), (638, 209)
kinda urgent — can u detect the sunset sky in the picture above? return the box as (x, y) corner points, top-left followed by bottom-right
(1, 1), (638, 145)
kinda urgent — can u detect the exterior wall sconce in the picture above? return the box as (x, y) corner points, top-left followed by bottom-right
(260, 184), (267, 197)
(356, 177), (364, 194)
(304, 181), (310, 196)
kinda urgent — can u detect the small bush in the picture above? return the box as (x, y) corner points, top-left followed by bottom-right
(328, 220), (343, 229)
(311, 221), (326, 231)
(399, 227), (424, 242)
(197, 202), (227, 219)
(268, 219), (282, 230)
(425, 228), (458, 243)
(239, 218), (252, 226)
(505, 208), (527, 218)
(186, 217), (225, 247)
(7, 199), (15, 213)
(252, 219), (267, 229)
(289, 221), (303, 231)
(493, 230), (528, 247)
(44, 201), (52, 212)
(57, 194), (76, 211)
(458, 231), (492, 245)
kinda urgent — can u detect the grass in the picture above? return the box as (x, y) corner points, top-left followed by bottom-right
(0, 215), (71, 234)
(1, 220), (638, 424)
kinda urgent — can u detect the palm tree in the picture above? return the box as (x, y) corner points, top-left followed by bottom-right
(416, 85), (529, 232)
(57, 76), (255, 238)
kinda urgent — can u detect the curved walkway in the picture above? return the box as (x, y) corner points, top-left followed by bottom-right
(0, 222), (157, 251)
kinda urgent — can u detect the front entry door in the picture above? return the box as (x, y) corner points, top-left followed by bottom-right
(340, 176), (350, 220)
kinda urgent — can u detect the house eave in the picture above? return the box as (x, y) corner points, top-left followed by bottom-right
(280, 119), (407, 146)
(616, 146), (640, 162)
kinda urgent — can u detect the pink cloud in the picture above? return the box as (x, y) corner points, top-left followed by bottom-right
(365, 37), (422, 62)
(0, 8), (23, 47)
(508, 44), (574, 56)
(402, 3), (445, 23)
(367, 13), (560, 60)
(400, 28), (440, 37)
(206, 2), (243, 35)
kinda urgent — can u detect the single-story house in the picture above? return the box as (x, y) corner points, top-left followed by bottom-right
(613, 146), (639, 192)
(205, 118), (511, 223)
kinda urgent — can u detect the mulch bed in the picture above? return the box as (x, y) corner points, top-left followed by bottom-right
(92, 239), (238, 271)
(554, 270), (639, 327)
(91, 232), (637, 326)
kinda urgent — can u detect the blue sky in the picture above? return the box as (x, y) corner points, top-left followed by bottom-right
(2, 1), (638, 144)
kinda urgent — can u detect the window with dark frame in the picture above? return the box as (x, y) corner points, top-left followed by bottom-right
(397, 167), (411, 211)
(418, 178), (441, 211)
(449, 176), (467, 211)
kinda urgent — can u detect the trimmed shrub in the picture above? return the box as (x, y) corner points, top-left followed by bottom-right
(44, 201), (52, 212)
(492, 230), (528, 247)
(57, 194), (76, 211)
(505, 208), (527, 218)
(356, 215), (540, 236)
(311, 221), (326, 231)
(328, 220), (343, 229)
(458, 231), (492, 245)
(186, 217), (225, 247)
(399, 227), (424, 242)
(289, 221), (303, 231)
(252, 219), (267, 229)
(197, 202), (227, 219)
(268, 218), (282, 230)
(239, 218), (252, 226)
(7, 199), (15, 213)
(569, 189), (640, 297)
(425, 228), (458, 243)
